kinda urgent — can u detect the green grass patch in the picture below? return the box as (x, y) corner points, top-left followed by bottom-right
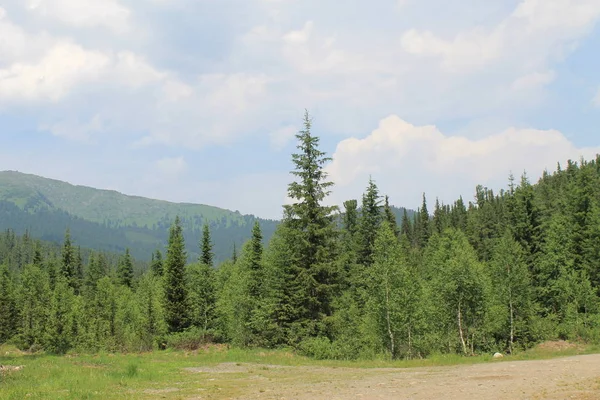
(1, 342), (598, 399)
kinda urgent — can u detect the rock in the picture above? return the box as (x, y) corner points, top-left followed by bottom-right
(493, 352), (504, 359)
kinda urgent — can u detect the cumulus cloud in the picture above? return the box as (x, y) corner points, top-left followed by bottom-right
(0, 42), (110, 103)
(326, 115), (600, 209)
(400, 0), (600, 73)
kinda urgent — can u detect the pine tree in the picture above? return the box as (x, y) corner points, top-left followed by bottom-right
(86, 253), (107, 293)
(418, 193), (430, 246)
(17, 264), (51, 348)
(232, 243), (238, 264)
(163, 216), (189, 333)
(383, 195), (399, 238)
(0, 263), (17, 343)
(117, 248), (134, 288)
(187, 262), (216, 337)
(150, 250), (164, 277)
(61, 229), (76, 289)
(400, 208), (413, 243)
(276, 110), (339, 342)
(33, 244), (43, 267)
(45, 277), (76, 354)
(357, 178), (382, 267)
(201, 223), (214, 268)
(248, 221), (264, 298)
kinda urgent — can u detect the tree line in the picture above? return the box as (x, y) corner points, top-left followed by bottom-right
(1, 111), (600, 359)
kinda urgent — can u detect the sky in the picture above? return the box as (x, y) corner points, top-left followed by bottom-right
(1, 0), (600, 220)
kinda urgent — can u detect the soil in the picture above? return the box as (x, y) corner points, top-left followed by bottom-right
(187, 354), (600, 400)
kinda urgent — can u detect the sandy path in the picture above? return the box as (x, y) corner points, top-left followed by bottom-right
(217, 354), (600, 400)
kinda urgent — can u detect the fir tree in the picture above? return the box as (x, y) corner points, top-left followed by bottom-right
(117, 248), (134, 288)
(61, 229), (76, 289)
(150, 250), (164, 277)
(232, 243), (238, 264)
(383, 195), (399, 238)
(201, 223), (214, 268)
(163, 216), (189, 333)
(357, 177), (382, 267)
(400, 208), (413, 243)
(0, 263), (17, 343)
(277, 110), (339, 341)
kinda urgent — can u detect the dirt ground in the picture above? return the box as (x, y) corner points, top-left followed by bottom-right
(185, 354), (600, 400)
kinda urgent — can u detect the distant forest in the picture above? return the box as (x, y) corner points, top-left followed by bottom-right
(2, 111), (600, 360)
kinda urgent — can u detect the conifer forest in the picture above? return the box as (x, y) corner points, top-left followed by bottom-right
(2, 111), (600, 361)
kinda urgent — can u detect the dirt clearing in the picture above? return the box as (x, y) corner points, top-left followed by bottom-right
(185, 354), (600, 400)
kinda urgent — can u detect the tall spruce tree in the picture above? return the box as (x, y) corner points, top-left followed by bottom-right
(61, 229), (76, 289)
(163, 216), (189, 333)
(201, 223), (214, 268)
(277, 110), (339, 341)
(150, 250), (164, 277)
(117, 248), (134, 288)
(357, 178), (382, 267)
(400, 208), (413, 243)
(0, 263), (17, 343)
(383, 195), (400, 238)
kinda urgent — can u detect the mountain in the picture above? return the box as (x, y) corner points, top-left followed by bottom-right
(0, 171), (279, 263)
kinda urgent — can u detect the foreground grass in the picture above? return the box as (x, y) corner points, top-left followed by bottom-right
(1, 342), (598, 400)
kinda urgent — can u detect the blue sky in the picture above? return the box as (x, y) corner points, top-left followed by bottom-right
(1, 0), (599, 219)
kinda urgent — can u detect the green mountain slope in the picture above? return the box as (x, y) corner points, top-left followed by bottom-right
(0, 171), (279, 263)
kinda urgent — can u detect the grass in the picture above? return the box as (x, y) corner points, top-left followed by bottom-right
(1, 342), (599, 399)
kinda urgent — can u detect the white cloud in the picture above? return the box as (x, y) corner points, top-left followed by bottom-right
(25, 0), (131, 33)
(400, 0), (600, 73)
(155, 156), (187, 176)
(0, 42), (110, 103)
(326, 115), (600, 208)
(594, 87), (600, 107)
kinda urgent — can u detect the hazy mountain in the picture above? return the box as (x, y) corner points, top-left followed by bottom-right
(0, 171), (279, 263)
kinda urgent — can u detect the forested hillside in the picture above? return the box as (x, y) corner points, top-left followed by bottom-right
(0, 171), (279, 262)
(1, 112), (599, 360)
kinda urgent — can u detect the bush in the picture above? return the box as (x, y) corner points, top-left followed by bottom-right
(164, 327), (215, 351)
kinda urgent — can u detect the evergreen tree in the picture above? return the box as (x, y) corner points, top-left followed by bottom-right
(418, 193), (430, 246)
(33, 244), (43, 267)
(187, 262), (216, 336)
(150, 250), (164, 277)
(0, 263), (17, 343)
(357, 178), (382, 267)
(276, 110), (339, 342)
(61, 229), (76, 289)
(17, 264), (51, 349)
(201, 223), (214, 268)
(232, 243), (238, 264)
(117, 248), (134, 288)
(163, 216), (189, 333)
(400, 208), (413, 243)
(136, 274), (167, 350)
(86, 252), (107, 293)
(383, 195), (399, 238)
(45, 277), (76, 354)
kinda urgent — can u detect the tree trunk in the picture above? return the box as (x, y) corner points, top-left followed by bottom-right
(408, 324), (412, 360)
(458, 299), (467, 355)
(385, 277), (395, 359)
